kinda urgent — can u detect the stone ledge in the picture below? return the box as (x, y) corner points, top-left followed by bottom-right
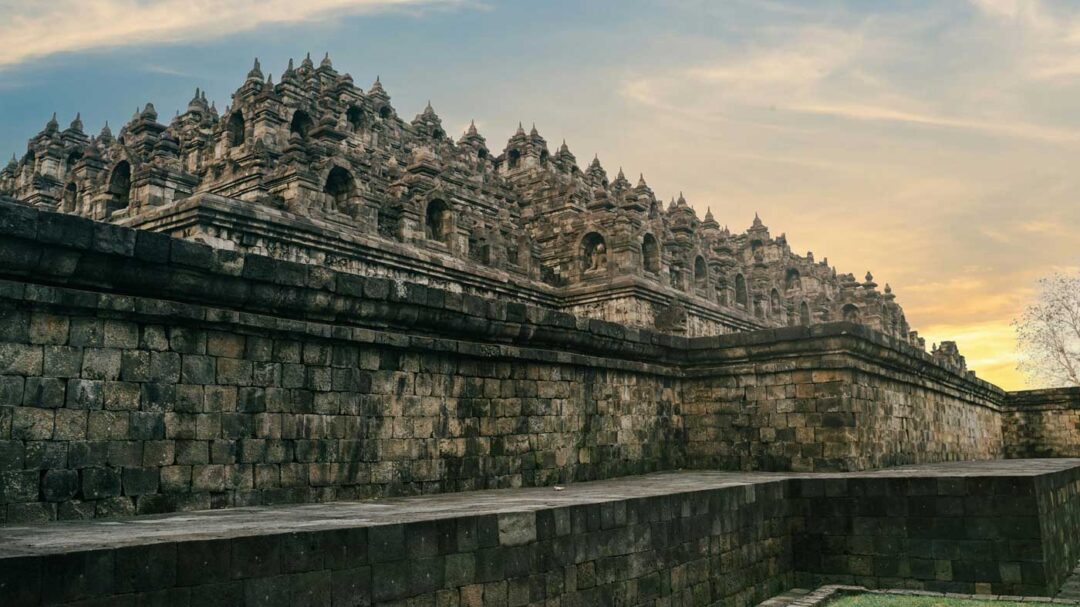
(2, 459), (1080, 606)
(0, 200), (996, 399)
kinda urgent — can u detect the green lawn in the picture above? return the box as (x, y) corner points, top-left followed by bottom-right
(828, 594), (1039, 607)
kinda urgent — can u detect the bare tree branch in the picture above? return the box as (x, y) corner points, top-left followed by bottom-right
(1015, 274), (1080, 388)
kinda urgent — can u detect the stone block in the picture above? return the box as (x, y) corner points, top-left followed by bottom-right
(28, 314), (69, 345)
(141, 383), (176, 412)
(65, 379), (104, 409)
(160, 465), (192, 493)
(42, 469), (79, 502)
(68, 441), (108, 468)
(40, 549), (115, 603)
(24, 440), (67, 468)
(114, 542), (177, 592)
(23, 377), (66, 408)
(68, 318), (104, 348)
(120, 350), (151, 382)
(0, 375), (24, 407)
(182, 354), (216, 385)
(0, 470), (39, 503)
(232, 535), (282, 579)
(123, 467), (160, 496)
(103, 381), (141, 410)
(331, 566), (371, 607)
(149, 351), (181, 383)
(0, 343), (42, 376)
(130, 411), (166, 440)
(81, 348), (122, 380)
(499, 512), (537, 546)
(0, 440), (24, 471)
(369, 524), (406, 562)
(243, 575), (290, 607)
(81, 466), (122, 499)
(12, 407), (53, 440)
(102, 320), (140, 349)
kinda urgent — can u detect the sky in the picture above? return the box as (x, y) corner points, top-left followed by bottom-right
(2, 0), (1079, 390)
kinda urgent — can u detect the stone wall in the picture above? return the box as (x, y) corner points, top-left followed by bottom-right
(682, 327), (1006, 472)
(792, 462), (1080, 596)
(1035, 463), (1080, 592)
(0, 476), (794, 607)
(0, 202), (1026, 523)
(6, 462), (1080, 606)
(1004, 388), (1080, 459)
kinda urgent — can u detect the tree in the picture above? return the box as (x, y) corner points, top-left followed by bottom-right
(1015, 274), (1080, 387)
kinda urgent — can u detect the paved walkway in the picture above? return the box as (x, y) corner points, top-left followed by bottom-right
(1059, 563), (1080, 601)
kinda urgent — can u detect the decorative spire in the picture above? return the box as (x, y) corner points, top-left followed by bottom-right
(677, 192), (687, 206)
(99, 121), (113, 141)
(560, 139), (569, 153)
(467, 120), (478, 136)
(705, 207), (715, 222)
(247, 57), (263, 81)
(301, 52), (314, 70)
(751, 212), (765, 229)
(516, 122), (526, 136)
(530, 123), (539, 136)
(141, 102), (158, 121)
(863, 271), (878, 290)
(45, 112), (59, 133)
(320, 52), (332, 69)
(369, 75), (385, 96)
(68, 112), (83, 132)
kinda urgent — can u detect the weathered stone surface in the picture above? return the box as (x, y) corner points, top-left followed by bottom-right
(1, 461), (1079, 606)
(2, 58), (938, 351)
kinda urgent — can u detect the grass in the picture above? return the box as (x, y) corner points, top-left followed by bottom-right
(828, 595), (1040, 607)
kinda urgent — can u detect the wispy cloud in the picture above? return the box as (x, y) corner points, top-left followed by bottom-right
(0, 0), (465, 68)
(786, 102), (1080, 143)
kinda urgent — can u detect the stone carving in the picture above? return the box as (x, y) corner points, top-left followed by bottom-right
(0, 55), (941, 352)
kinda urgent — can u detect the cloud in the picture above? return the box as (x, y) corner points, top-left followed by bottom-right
(967, 0), (1080, 80)
(786, 102), (1080, 143)
(0, 0), (465, 68)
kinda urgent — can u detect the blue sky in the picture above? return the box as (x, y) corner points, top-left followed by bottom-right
(2, 0), (1080, 388)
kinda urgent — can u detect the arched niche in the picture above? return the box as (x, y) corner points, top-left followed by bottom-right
(323, 166), (355, 211)
(227, 111), (245, 147)
(799, 301), (811, 326)
(346, 106), (364, 132)
(107, 160), (131, 210)
(580, 232), (607, 272)
(62, 182), (77, 213)
(842, 303), (861, 323)
(290, 110), (314, 139)
(716, 276), (729, 306)
(425, 199), (452, 244)
(785, 268), (802, 291)
(735, 274), (749, 308)
(642, 233), (660, 274)
(694, 256), (708, 291)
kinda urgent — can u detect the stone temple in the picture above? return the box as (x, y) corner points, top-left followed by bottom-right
(0, 56), (1077, 606)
